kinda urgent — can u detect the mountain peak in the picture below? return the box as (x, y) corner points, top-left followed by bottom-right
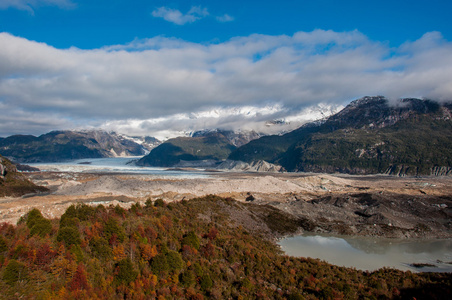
(230, 96), (452, 176)
(347, 95), (387, 107)
(327, 96), (449, 130)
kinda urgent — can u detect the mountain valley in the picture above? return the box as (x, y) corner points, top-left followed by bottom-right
(3, 96), (451, 177)
(0, 96), (451, 298)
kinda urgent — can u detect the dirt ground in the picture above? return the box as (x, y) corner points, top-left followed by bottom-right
(1, 171), (451, 238)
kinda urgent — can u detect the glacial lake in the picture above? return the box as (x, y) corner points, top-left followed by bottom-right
(279, 234), (452, 272)
(28, 157), (211, 179)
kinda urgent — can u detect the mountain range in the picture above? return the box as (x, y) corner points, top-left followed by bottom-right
(1, 96), (451, 176)
(230, 96), (452, 176)
(138, 96), (452, 176)
(0, 130), (160, 163)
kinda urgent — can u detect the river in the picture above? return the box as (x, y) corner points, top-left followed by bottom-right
(279, 234), (452, 272)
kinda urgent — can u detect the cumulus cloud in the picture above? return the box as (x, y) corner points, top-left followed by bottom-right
(0, 0), (74, 13)
(152, 6), (209, 25)
(0, 30), (452, 137)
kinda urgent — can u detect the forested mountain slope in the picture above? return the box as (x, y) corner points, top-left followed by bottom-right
(0, 196), (450, 298)
(137, 131), (241, 167)
(230, 97), (452, 176)
(0, 130), (150, 163)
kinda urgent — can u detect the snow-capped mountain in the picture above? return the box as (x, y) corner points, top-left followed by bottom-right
(115, 134), (161, 153)
(101, 103), (343, 141)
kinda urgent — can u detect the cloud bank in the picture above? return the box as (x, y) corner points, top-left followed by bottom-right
(0, 30), (452, 137)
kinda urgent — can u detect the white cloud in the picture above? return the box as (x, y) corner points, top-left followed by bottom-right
(1, 30), (452, 137)
(0, 0), (74, 13)
(101, 103), (342, 141)
(217, 14), (234, 22)
(152, 6), (209, 25)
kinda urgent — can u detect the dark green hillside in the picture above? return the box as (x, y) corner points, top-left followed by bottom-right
(0, 130), (145, 163)
(138, 132), (237, 167)
(230, 97), (452, 176)
(281, 115), (452, 174)
(228, 122), (321, 163)
(0, 196), (450, 299)
(0, 134), (37, 145)
(0, 131), (103, 162)
(0, 155), (48, 197)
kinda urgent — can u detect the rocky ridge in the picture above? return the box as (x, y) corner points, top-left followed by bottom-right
(215, 160), (284, 172)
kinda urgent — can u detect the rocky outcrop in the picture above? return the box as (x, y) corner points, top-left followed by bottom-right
(431, 166), (452, 176)
(216, 160), (284, 173)
(173, 159), (219, 168)
(280, 190), (452, 239)
(382, 165), (452, 177)
(0, 156), (17, 178)
(0, 159), (6, 178)
(16, 163), (40, 172)
(0, 155), (48, 197)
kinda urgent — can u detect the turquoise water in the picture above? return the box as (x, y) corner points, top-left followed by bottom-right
(279, 234), (452, 272)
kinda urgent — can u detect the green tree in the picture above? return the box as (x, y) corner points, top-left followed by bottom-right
(29, 218), (52, 237)
(182, 231), (200, 250)
(200, 274), (213, 291)
(180, 270), (196, 287)
(154, 198), (165, 207)
(25, 208), (52, 237)
(103, 217), (126, 243)
(150, 253), (169, 275)
(0, 236), (8, 252)
(3, 259), (28, 285)
(89, 237), (112, 259)
(114, 258), (138, 286)
(57, 226), (81, 246)
(166, 250), (183, 272)
(25, 208), (44, 229)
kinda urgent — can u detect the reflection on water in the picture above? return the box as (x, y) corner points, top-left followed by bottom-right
(278, 234), (452, 272)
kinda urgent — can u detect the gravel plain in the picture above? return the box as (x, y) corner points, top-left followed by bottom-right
(0, 171), (451, 238)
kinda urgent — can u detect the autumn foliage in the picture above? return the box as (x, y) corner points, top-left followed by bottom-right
(0, 196), (450, 299)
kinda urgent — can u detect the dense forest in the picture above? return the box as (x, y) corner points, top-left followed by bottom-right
(0, 195), (451, 299)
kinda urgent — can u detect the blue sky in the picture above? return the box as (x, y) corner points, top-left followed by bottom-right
(1, 0), (451, 49)
(0, 0), (452, 138)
